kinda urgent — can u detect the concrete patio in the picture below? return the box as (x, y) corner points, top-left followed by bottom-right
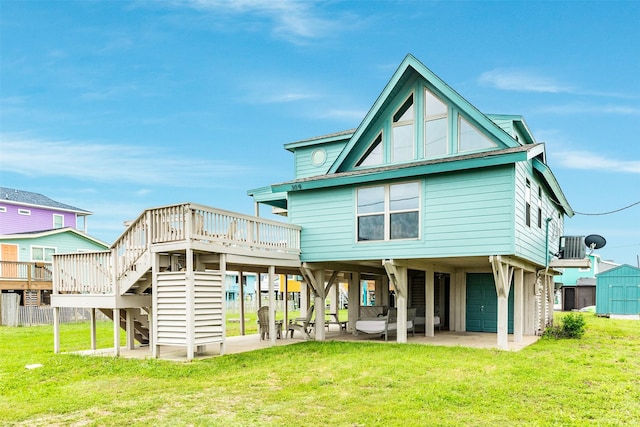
(69, 327), (539, 362)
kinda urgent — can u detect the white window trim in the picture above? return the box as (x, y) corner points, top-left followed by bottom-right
(18, 209), (31, 215)
(0, 207), (6, 213)
(424, 87), (449, 158)
(457, 114), (497, 153)
(391, 92), (415, 162)
(356, 131), (384, 168)
(31, 245), (56, 262)
(53, 214), (64, 229)
(356, 181), (421, 242)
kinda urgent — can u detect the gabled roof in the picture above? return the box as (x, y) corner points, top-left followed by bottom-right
(0, 227), (109, 248)
(0, 187), (91, 214)
(328, 54), (524, 174)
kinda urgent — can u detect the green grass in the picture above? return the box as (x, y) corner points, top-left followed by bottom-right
(1, 313), (639, 426)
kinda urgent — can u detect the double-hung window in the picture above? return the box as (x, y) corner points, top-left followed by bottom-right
(392, 94), (414, 162)
(357, 182), (420, 241)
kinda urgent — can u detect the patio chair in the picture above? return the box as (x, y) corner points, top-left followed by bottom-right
(287, 305), (315, 340)
(257, 306), (283, 340)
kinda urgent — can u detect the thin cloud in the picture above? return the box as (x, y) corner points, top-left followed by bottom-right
(554, 150), (640, 174)
(0, 134), (249, 187)
(537, 103), (640, 116)
(171, 0), (348, 43)
(479, 68), (572, 93)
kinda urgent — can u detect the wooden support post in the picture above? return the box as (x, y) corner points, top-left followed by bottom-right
(152, 253), (159, 359)
(382, 260), (408, 343)
(425, 269), (435, 337)
(186, 248), (194, 361)
(491, 256), (513, 351)
(53, 306), (60, 354)
(113, 308), (120, 357)
(514, 268), (524, 343)
(348, 273), (360, 334)
(268, 265), (276, 346)
(90, 308), (97, 350)
(239, 268), (245, 336)
(314, 269), (326, 341)
(125, 309), (135, 350)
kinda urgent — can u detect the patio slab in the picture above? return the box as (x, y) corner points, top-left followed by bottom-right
(69, 327), (538, 362)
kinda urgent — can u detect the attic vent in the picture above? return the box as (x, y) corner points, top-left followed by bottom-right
(558, 236), (585, 259)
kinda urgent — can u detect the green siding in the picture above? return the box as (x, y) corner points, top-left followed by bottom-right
(514, 162), (563, 266)
(294, 141), (348, 179)
(0, 232), (108, 262)
(290, 166), (516, 262)
(596, 265), (640, 315)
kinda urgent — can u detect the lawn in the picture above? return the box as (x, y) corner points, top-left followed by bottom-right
(1, 313), (638, 426)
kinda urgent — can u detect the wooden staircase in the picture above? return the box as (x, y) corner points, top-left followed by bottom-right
(100, 308), (150, 345)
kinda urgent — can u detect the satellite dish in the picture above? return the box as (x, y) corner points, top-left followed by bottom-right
(585, 234), (606, 251)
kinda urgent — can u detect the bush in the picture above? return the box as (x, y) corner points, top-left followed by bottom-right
(543, 313), (586, 339)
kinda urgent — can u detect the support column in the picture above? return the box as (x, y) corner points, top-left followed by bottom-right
(185, 248), (195, 361)
(53, 306), (60, 354)
(152, 252), (159, 359)
(491, 256), (513, 351)
(348, 273), (360, 334)
(268, 266), (277, 345)
(313, 269), (327, 341)
(425, 269), (435, 337)
(514, 268), (524, 343)
(125, 309), (135, 350)
(90, 308), (97, 350)
(382, 260), (408, 343)
(239, 269), (245, 336)
(113, 308), (120, 357)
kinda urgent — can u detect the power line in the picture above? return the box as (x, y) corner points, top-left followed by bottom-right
(573, 199), (640, 216)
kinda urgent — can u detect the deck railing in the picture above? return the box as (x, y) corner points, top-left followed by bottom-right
(53, 203), (301, 295)
(53, 251), (113, 294)
(0, 261), (53, 287)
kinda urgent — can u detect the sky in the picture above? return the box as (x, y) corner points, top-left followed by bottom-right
(1, 0), (639, 266)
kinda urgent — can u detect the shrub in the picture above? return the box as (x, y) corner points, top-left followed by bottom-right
(543, 313), (586, 339)
(562, 312), (586, 338)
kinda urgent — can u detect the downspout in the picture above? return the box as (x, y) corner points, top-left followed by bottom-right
(544, 217), (552, 269)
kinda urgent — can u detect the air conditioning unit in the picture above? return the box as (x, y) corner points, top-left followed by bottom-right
(558, 236), (586, 259)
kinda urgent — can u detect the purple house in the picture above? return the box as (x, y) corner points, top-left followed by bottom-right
(0, 187), (91, 235)
(1, 188), (106, 307)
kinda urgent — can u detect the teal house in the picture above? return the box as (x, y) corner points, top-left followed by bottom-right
(596, 265), (640, 317)
(51, 54), (577, 359)
(250, 54), (574, 349)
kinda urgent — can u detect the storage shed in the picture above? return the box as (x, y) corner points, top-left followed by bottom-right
(596, 265), (640, 317)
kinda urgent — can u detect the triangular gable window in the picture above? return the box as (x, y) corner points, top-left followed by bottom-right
(458, 116), (497, 152)
(424, 88), (448, 158)
(392, 94), (414, 162)
(356, 132), (383, 167)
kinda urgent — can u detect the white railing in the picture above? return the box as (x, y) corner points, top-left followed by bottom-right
(53, 203), (301, 295)
(53, 251), (113, 294)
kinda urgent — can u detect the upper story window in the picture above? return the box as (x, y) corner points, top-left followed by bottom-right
(392, 94), (414, 162)
(356, 132), (383, 167)
(53, 214), (64, 229)
(537, 186), (543, 228)
(0, 207), (6, 213)
(459, 116), (496, 152)
(32, 246), (55, 262)
(424, 88), (448, 157)
(357, 182), (420, 241)
(525, 179), (532, 227)
(18, 209), (31, 215)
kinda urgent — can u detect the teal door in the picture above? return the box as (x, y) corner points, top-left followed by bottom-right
(466, 273), (514, 333)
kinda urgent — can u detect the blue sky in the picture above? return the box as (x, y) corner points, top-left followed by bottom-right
(1, 0), (639, 266)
